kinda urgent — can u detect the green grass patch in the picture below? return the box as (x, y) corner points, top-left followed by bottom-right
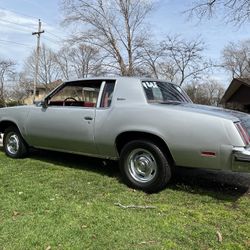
(0, 149), (249, 249)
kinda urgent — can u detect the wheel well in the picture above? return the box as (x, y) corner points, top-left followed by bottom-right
(115, 131), (175, 166)
(0, 121), (18, 134)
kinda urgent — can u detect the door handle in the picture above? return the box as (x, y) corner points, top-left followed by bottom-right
(84, 116), (93, 121)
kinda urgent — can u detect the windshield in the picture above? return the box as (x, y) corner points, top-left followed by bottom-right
(142, 81), (192, 104)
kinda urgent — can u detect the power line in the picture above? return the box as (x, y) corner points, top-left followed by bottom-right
(0, 43), (31, 52)
(0, 19), (65, 43)
(0, 18), (65, 40)
(0, 6), (65, 40)
(46, 30), (65, 41)
(0, 7), (38, 20)
(0, 18), (35, 30)
(0, 7), (66, 40)
(0, 39), (33, 48)
(0, 24), (30, 34)
(0, 31), (64, 51)
(0, 22), (33, 34)
(43, 36), (61, 45)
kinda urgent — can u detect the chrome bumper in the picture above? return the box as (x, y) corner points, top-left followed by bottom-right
(232, 146), (250, 172)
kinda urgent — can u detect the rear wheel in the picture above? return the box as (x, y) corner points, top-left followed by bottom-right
(119, 140), (171, 193)
(3, 127), (28, 158)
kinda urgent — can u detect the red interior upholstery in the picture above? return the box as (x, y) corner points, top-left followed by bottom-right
(84, 102), (95, 107)
(49, 100), (95, 107)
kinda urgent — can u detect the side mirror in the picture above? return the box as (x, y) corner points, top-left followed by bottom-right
(41, 99), (48, 109)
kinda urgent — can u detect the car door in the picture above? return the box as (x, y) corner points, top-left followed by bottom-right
(25, 106), (97, 155)
(25, 80), (103, 155)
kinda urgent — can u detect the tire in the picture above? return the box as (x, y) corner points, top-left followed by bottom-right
(119, 140), (171, 193)
(3, 126), (28, 158)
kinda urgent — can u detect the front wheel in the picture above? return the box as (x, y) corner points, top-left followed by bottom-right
(3, 127), (28, 158)
(119, 140), (171, 193)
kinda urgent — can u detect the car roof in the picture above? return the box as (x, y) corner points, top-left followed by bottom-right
(64, 76), (177, 86)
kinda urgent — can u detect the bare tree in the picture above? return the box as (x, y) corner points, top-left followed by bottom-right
(69, 44), (103, 78)
(184, 79), (225, 106)
(62, 0), (153, 76)
(0, 59), (16, 106)
(24, 44), (61, 91)
(54, 44), (104, 79)
(185, 81), (208, 104)
(138, 41), (165, 78)
(137, 36), (212, 85)
(54, 46), (72, 80)
(222, 40), (250, 78)
(160, 36), (211, 86)
(185, 0), (250, 26)
(204, 79), (225, 105)
(8, 72), (33, 103)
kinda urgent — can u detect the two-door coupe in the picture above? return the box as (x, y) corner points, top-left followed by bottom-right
(0, 77), (250, 192)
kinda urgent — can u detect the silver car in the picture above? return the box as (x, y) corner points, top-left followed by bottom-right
(0, 77), (250, 192)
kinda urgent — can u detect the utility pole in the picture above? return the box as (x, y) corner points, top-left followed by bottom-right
(32, 19), (44, 103)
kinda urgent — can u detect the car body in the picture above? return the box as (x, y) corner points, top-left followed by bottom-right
(0, 77), (250, 192)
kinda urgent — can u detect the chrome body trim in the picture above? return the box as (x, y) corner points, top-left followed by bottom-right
(232, 146), (250, 172)
(36, 146), (119, 160)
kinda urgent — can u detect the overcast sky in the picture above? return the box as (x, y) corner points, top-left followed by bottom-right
(0, 0), (249, 86)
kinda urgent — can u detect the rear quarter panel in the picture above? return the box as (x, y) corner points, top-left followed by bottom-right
(94, 78), (242, 170)
(95, 103), (240, 169)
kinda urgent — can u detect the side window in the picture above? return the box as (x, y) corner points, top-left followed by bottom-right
(48, 81), (101, 108)
(100, 82), (115, 108)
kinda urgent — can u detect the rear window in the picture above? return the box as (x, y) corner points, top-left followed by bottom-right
(142, 81), (191, 103)
(241, 116), (250, 138)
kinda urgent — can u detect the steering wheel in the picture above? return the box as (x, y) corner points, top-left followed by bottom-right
(63, 97), (78, 106)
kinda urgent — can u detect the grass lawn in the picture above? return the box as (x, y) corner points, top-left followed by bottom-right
(0, 148), (249, 250)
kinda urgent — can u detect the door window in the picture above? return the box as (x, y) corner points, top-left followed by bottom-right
(48, 81), (102, 108)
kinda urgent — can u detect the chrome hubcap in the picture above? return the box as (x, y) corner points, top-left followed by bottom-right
(6, 134), (19, 155)
(127, 148), (157, 183)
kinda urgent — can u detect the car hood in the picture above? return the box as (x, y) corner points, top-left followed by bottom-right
(159, 102), (250, 135)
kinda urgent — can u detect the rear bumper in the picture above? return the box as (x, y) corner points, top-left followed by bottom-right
(232, 146), (250, 172)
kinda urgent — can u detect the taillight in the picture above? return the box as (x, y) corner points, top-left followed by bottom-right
(235, 122), (250, 145)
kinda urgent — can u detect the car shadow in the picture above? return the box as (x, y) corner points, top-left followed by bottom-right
(0, 146), (249, 201)
(170, 167), (250, 201)
(29, 148), (121, 178)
